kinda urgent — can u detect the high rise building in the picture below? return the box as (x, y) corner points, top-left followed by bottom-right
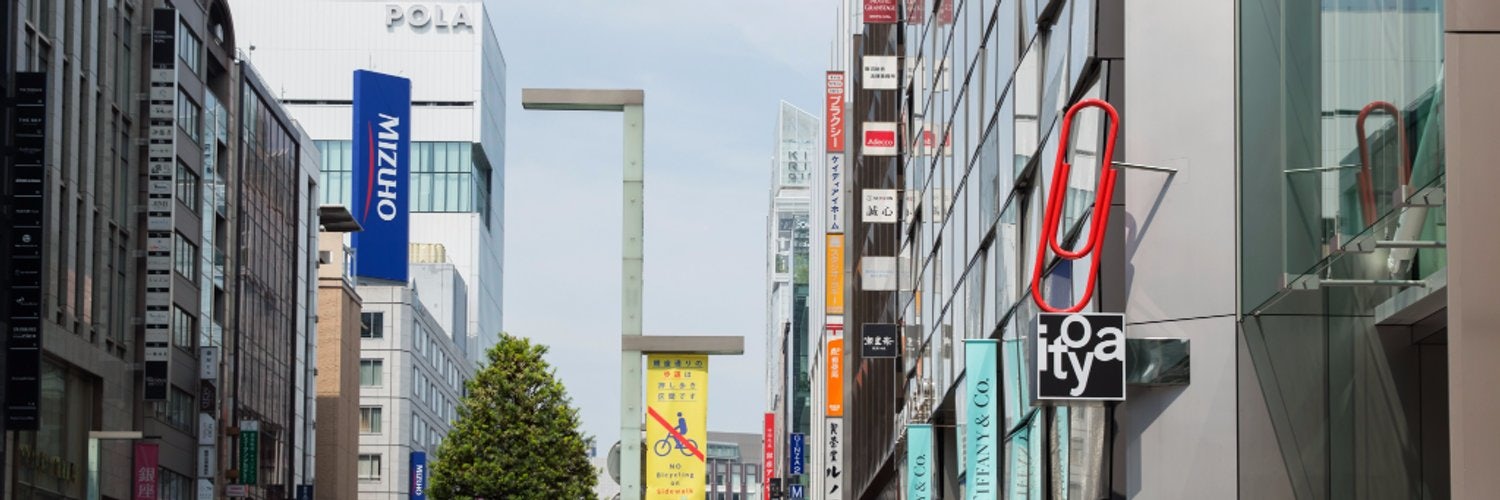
(314, 209), (364, 500)
(826, 0), (1500, 498)
(227, 0), (507, 366)
(764, 101), (819, 488)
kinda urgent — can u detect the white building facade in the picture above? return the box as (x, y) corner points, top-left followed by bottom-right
(227, 0), (507, 365)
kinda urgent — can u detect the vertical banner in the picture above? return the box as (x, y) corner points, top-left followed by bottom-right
(938, 0), (954, 25)
(826, 154), (844, 233)
(143, 7), (178, 402)
(906, 0), (925, 25)
(825, 235), (845, 315)
(964, 340), (999, 499)
(825, 72), (845, 152)
(863, 0), (898, 23)
(789, 433), (806, 476)
(350, 69), (412, 282)
(824, 418), (843, 500)
(763, 413), (775, 500)
(410, 451), (428, 500)
(907, 424), (933, 500)
(826, 338), (844, 416)
(646, 355), (708, 500)
(240, 420), (260, 485)
(134, 443), (160, 500)
(6, 71), (46, 429)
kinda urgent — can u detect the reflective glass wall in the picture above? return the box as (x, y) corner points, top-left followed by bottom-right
(1240, 0), (1448, 498)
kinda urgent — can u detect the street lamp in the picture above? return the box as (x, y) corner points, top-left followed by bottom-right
(522, 89), (745, 500)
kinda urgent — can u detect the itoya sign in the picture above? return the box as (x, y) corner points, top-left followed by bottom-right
(1034, 313), (1125, 400)
(386, 4), (474, 30)
(351, 70), (412, 282)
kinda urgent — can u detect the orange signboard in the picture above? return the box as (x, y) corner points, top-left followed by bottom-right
(826, 338), (844, 417)
(826, 234), (845, 314)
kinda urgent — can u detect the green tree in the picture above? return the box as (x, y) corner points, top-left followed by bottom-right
(430, 332), (597, 499)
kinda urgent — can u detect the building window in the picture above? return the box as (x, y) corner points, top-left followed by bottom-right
(358, 453), (383, 480)
(176, 162), (199, 210)
(177, 88), (201, 143)
(360, 312), (383, 339)
(174, 232), (198, 280)
(360, 406), (383, 433)
(360, 359), (384, 387)
(173, 306), (195, 351)
(177, 22), (202, 76)
(159, 467), (192, 500)
(155, 387), (194, 432)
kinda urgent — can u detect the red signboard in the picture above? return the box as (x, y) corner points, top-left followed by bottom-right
(864, 0), (898, 23)
(826, 72), (845, 152)
(134, 443), (160, 500)
(763, 413), (775, 500)
(906, 0), (925, 25)
(866, 130), (896, 147)
(938, 0), (954, 25)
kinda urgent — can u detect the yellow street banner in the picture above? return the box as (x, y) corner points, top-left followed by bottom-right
(827, 234), (845, 314)
(646, 354), (708, 500)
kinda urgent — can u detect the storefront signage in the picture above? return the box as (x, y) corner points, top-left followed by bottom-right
(862, 122), (898, 156)
(789, 484), (805, 500)
(859, 256), (897, 291)
(862, 189), (898, 223)
(860, 324), (898, 358)
(788, 433), (805, 476)
(862, 55), (899, 90)
(134, 443), (160, 500)
(17, 444), (78, 483)
(826, 72), (845, 152)
(645, 355), (708, 499)
(6, 71), (47, 429)
(762, 413), (775, 500)
(143, 7), (178, 402)
(907, 424), (933, 500)
(826, 337), (844, 416)
(351, 70), (413, 282)
(824, 418), (843, 500)
(863, 0), (898, 23)
(1030, 99), (1120, 313)
(410, 451), (428, 500)
(964, 340), (998, 498)
(1034, 313), (1125, 400)
(239, 420), (260, 485)
(826, 154), (844, 233)
(197, 445), (216, 479)
(825, 235), (845, 314)
(906, 0), (924, 25)
(938, 0), (954, 25)
(385, 4), (473, 30)
(200, 347), (220, 379)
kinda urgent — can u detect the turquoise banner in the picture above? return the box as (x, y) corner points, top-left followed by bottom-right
(907, 424), (933, 500)
(965, 340), (999, 499)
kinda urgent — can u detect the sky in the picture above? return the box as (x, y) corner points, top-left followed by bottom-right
(485, 0), (836, 445)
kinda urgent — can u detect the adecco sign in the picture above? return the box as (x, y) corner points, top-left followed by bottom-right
(386, 4), (474, 30)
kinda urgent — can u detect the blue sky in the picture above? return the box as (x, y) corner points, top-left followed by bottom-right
(486, 0), (834, 444)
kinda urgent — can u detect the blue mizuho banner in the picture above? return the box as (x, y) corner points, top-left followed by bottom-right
(965, 339), (999, 499)
(907, 424), (933, 500)
(410, 451), (428, 499)
(351, 69), (412, 282)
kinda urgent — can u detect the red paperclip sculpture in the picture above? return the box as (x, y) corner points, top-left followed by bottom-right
(1354, 101), (1411, 228)
(1029, 98), (1121, 313)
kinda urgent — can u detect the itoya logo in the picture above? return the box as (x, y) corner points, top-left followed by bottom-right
(363, 113), (401, 223)
(1036, 313), (1125, 400)
(864, 130), (896, 147)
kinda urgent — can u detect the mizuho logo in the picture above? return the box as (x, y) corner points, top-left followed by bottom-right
(412, 463), (425, 494)
(364, 113), (401, 222)
(1036, 313), (1125, 400)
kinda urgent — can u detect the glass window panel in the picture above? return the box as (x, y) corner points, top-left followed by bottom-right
(1014, 44), (1041, 180)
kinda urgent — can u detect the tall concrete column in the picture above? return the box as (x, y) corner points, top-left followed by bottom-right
(1445, 2), (1500, 498)
(620, 103), (645, 500)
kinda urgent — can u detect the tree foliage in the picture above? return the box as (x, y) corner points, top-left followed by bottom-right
(430, 332), (597, 499)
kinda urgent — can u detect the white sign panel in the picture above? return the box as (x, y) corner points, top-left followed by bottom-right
(198, 413), (217, 445)
(862, 122), (898, 157)
(862, 55), (899, 90)
(862, 189), (898, 224)
(199, 346), (220, 379)
(827, 154), (845, 233)
(861, 256), (898, 291)
(825, 417), (844, 500)
(197, 445), (216, 478)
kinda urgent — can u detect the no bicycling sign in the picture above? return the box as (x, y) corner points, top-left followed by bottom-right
(646, 354), (709, 500)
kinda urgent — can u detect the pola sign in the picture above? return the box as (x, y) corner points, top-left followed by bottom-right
(386, 3), (474, 30)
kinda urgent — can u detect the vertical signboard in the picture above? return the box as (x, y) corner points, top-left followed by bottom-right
(1034, 313), (1126, 401)
(862, 122), (897, 156)
(863, 0), (898, 23)
(826, 338), (844, 416)
(134, 443), (160, 500)
(825, 72), (844, 152)
(645, 355), (708, 499)
(199, 345), (219, 499)
(6, 72), (46, 429)
(861, 189), (898, 223)
(824, 418), (843, 500)
(143, 7), (178, 402)
(763, 413), (775, 500)
(350, 70), (412, 282)
(861, 56), (899, 90)
(825, 235), (845, 315)
(938, 0), (954, 25)
(964, 340), (999, 499)
(860, 324), (898, 358)
(906, 0), (926, 25)
(239, 420), (260, 485)
(907, 424), (933, 500)
(410, 451), (428, 500)
(826, 154), (845, 233)
(788, 433), (805, 476)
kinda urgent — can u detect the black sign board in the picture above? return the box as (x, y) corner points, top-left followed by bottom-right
(6, 72), (47, 430)
(859, 323), (898, 358)
(199, 381), (217, 413)
(1034, 313), (1126, 401)
(769, 477), (784, 500)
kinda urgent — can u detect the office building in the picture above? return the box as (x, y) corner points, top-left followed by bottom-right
(355, 268), (473, 498)
(314, 208), (364, 500)
(227, 0), (507, 366)
(764, 101), (818, 488)
(827, 0), (1500, 498)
